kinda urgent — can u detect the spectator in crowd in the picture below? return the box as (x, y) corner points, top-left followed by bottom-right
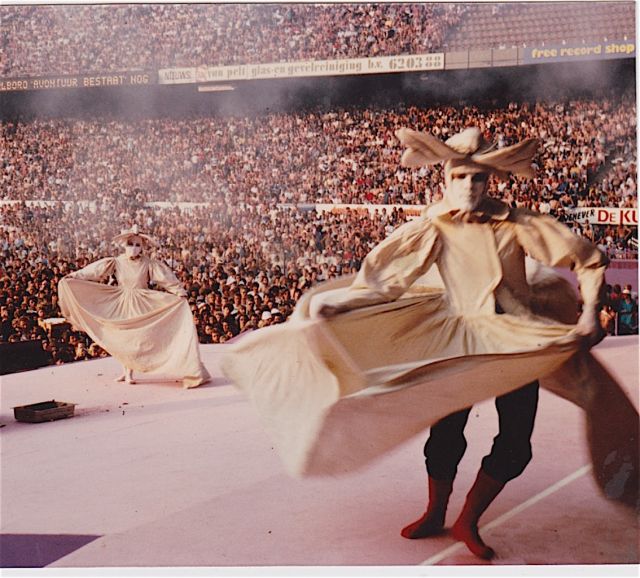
(599, 303), (617, 336)
(609, 284), (624, 312)
(617, 288), (638, 335)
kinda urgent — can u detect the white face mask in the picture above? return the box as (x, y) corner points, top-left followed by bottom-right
(125, 244), (142, 258)
(445, 166), (488, 212)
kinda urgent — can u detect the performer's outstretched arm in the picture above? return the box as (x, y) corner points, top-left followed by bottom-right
(148, 259), (188, 297)
(318, 217), (441, 316)
(514, 211), (608, 346)
(65, 257), (116, 282)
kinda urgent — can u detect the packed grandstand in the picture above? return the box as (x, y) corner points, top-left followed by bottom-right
(0, 2), (637, 368)
(0, 2), (634, 75)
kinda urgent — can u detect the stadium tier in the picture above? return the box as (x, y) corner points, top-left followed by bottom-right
(2, 96), (636, 215)
(444, 1), (635, 50)
(0, 2), (635, 88)
(1, 3), (462, 77)
(0, 2), (635, 78)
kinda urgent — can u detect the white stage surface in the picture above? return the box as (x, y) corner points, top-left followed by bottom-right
(1, 337), (638, 572)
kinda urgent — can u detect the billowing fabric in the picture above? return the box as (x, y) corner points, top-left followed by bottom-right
(59, 255), (210, 388)
(396, 127), (539, 179)
(221, 199), (638, 506)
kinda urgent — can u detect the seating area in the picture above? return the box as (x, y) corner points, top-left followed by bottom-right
(2, 3), (634, 78)
(444, 1), (635, 50)
(0, 3), (464, 77)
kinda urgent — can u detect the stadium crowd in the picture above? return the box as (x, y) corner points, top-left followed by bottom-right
(1, 199), (414, 363)
(2, 95), (636, 214)
(2, 194), (636, 367)
(1, 95), (637, 367)
(1, 3), (465, 77)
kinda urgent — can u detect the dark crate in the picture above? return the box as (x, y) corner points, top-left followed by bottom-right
(13, 400), (76, 423)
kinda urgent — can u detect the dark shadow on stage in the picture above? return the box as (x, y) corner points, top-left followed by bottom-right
(0, 533), (101, 567)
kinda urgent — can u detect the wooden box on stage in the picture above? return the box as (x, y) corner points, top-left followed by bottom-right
(39, 317), (71, 339)
(13, 400), (76, 423)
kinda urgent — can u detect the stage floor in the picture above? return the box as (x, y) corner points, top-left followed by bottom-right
(1, 337), (638, 574)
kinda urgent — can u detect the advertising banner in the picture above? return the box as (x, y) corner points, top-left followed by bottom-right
(0, 71), (155, 92)
(565, 207), (638, 225)
(523, 40), (635, 64)
(159, 53), (444, 85)
(4, 200), (634, 227)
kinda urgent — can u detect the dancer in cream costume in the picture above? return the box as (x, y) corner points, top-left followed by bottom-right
(59, 226), (210, 388)
(221, 128), (638, 558)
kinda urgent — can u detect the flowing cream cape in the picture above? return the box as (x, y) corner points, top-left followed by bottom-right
(221, 200), (638, 507)
(58, 255), (210, 388)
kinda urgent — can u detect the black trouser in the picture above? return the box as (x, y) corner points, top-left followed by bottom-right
(425, 381), (540, 484)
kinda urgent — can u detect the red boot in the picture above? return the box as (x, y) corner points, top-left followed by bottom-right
(451, 469), (504, 559)
(401, 476), (454, 539)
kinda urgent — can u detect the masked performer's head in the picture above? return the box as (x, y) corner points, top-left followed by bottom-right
(396, 126), (539, 212)
(112, 225), (155, 259)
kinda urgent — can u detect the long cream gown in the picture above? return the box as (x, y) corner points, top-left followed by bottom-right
(58, 254), (210, 388)
(221, 198), (638, 506)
